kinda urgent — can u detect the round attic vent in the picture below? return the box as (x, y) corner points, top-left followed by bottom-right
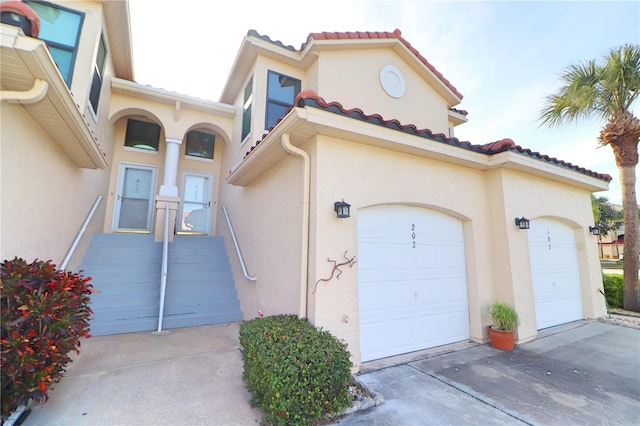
(379, 65), (406, 98)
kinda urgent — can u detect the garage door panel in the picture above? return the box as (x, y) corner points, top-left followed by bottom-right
(528, 219), (583, 330)
(358, 205), (470, 362)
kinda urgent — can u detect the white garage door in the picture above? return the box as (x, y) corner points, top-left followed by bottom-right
(528, 218), (583, 330)
(358, 205), (470, 362)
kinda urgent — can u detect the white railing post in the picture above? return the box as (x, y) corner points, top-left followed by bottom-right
(157, 202), (170, 333)
(61, 195), (104, 270)
(222, 205), (257, 282)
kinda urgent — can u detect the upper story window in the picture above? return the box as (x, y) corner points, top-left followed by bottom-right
(26, 1), (84, 87)
(185, 130), (215, 159)
(265, 70), (300, 129)
(124, 119), (161, 151)
(241, 76), (253, 142)
(89, 33), (107, 115)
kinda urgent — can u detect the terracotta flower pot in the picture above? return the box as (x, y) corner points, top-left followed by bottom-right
(488, 326), (515, 351)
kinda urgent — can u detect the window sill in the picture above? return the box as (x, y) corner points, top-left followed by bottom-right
(185, 155), (214, 163)
(124, 146), (159, 154)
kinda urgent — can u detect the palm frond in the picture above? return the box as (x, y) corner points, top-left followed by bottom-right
(539, 44), (640, 128)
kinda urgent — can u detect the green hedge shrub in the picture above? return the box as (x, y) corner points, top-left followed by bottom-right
(239, 314), (352, 425)
(602, 274), (623, 309)
(1, 258), (93, 420)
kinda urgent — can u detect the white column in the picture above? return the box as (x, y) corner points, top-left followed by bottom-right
(159, 137), (182, 197)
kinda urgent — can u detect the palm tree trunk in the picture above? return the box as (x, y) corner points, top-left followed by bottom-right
(620, 165), (640, 311)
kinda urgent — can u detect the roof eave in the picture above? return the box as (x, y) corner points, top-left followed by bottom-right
(102, 0), (134, 80)
(1, 25), (107, 169)
(227, 104), (607, 192)
(219, 34), (307, 104)
(111, 78), (236, 116)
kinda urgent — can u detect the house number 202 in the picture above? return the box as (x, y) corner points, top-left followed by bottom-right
(411, 224), (416, 248)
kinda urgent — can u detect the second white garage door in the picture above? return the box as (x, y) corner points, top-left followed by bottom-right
(358, 205), (470, 362)
(528, 218), (583, 330)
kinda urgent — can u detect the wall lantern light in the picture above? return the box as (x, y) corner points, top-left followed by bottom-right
(515, 217), (530, 230)
(589, 226), (601, 236)
(334, 200), (351, 218)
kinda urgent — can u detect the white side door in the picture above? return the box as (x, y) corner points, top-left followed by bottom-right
(113, 164), (156, 232)
(177, 172), (213, 235)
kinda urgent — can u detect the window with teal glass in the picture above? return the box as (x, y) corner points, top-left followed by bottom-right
(25, 1), (84, 87)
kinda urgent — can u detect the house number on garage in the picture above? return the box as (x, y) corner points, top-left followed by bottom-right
(411, 224), (416, 248)
(547, 228), (552, 251)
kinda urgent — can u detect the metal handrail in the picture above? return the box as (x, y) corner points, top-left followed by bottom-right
(157, 203), (170, 332)
(222, 205), (257, 281)
(61, 195), (103, 270)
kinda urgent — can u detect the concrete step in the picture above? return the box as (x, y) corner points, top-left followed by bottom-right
(81, 234), (242, 336)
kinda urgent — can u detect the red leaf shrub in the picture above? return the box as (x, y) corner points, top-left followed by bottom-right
(1, 258), (93, 420)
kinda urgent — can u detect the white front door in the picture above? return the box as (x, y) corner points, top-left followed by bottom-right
(358, 205), (470, 362)
(113, 164), (156, 232)
(178, 172), (212, 234)
(528, 218), (583, 330)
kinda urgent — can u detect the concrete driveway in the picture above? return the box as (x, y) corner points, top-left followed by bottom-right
(336, 321), (640, 425)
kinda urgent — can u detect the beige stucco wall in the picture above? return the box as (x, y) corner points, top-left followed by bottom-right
(0, 1), (119, 270)
(241, 45), (451, 148)
(218, 58), (310, 319)
(215, 30), (605, 370)
(221, 126), (606, 369)
(315, 49), (450, 134)
(0, 104), (111, 269)
(105, 90), (234, 234)
(491, 168), (606, 342)
(217, 153), (306, 319)
(305, 135), (493, 367)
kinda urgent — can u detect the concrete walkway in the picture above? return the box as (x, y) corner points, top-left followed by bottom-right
(23, 323), (261, 425)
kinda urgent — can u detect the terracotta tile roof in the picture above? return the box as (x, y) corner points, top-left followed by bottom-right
(449, 107), (469, 116)
(242, 90), (612, 182)
(246, 28), (463, 100)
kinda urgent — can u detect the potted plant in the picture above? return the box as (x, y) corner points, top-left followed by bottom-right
(486, 301), (520, 351)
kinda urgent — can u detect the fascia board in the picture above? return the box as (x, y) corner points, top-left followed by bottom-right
(111, 78), (236, 116)
(487, 151), (609, 192)
(220, 36), (306, 103)
(102, 0), (134, 80)
(228, 104), (609, 192)
(448, 109), (468, 126)
(226, 108), (307, 185)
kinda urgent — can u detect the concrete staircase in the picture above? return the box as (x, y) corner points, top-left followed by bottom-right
(80, 233), (242, 336)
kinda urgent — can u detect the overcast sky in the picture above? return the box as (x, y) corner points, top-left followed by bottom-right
(129, 0), (640, 204)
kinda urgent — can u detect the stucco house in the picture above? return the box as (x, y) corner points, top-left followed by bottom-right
(1, 0), (610, 369)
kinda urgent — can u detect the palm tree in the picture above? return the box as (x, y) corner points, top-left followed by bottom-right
(539, 44), (640, 311)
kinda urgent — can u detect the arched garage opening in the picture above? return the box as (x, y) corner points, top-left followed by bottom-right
(357, 204), (470, 362)
(527, 218), (583, 330)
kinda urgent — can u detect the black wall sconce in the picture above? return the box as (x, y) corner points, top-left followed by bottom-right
(515, 217), (530, 230)
(334, 200), (351, 218)
(589, 226), (601, 236)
